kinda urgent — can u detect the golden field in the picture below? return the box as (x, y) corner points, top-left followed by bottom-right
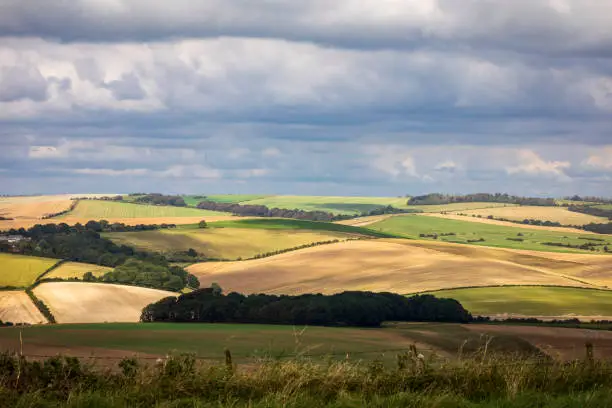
(33, 282), (176, 323)
(450, 206), (607, 226)
(0, 291), (46, 324)
(187, 239), (612, 295)
(45, 262), (112, 280)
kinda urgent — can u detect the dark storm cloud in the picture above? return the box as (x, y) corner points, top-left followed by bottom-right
(1, 1), (611, 58)
(0, 1), (611, 196)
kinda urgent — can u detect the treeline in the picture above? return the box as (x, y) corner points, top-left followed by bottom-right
(583, 223), (612, 235)
(72, 195), (123, 201)
(408, 193), (556, 207)
(142, 288), (472, 327)
(563, 195), (612, 204)
(3, 220), (176, 237)
(0, 221), (199, 291)
(196, 201), (417, 221)
(41, 199), (79, 219)
(568, 205), (612, 220)
(133, 193), (187, 207)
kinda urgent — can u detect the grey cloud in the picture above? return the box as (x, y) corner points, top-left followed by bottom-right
(103, 72), (146, 100)
(0, 65), (48, 102)
(1, 1), (611, 57)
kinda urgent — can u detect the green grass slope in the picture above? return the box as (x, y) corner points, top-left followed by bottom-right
(0, 253), (58, 287)
(237, 195), (411, 215)
(424, 286), (612, 317)
(367, 214), (610, 253)
(62, 200), (226, 219)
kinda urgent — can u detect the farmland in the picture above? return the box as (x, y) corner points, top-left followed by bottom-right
(44, 261), (112, 280)
(425, 286), (612, 319)
(187, 239), (612, 296)
(234, 195), (412, 215)
(184, 194), (270, 205)
(0, 321), (558, 361)
(367, 214), (611, 253)
(0, 253), (58, 287)
(33, 282), (176, 323)
(452, 205), (607, 225)
(104, 218), (391, 259)
(0, 291), (45, 324)
(63, 200), (226, 219)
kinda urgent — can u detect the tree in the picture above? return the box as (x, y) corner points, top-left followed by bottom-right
(187, 248), (198, 257)
(198, 220), (208, 229)
(211, 282), (223, 296)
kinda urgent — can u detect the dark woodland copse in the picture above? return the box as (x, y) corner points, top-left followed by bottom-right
(141, 289), (472, 327)
(568, 205), (612, 220)
(133, 193), (186, 207)
(408, 193), (557, 207)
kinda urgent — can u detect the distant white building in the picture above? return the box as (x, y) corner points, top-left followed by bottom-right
(0, 235), (28, 244)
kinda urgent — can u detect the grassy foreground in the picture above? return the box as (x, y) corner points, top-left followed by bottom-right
(3, 351), (612, 407)
(423, 286), (612, 317)
(368, 214), (610, 253)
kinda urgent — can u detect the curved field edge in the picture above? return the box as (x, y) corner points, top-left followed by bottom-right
(187, 238), (612, 295)
(32, 282), (176, 323)
(0, 253), (60, 287)
(366, 214), (612, 254)
(421, 285), (612, 319)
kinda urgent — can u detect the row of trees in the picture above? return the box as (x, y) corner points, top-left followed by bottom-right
(133, 193), (187, 207)
(408, 193), (557, 207)
(141, 287), (472, 327)
(3, 220), (175, 239)
(563, 195), (612, 204)
(196, 201), (416, 221)
(568, 205), (612, 220)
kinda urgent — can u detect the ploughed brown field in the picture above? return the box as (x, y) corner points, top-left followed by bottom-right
(187, 239), (612, 295)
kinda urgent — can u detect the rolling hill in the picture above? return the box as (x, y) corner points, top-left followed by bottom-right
(366, 214), (611, 253)
(187, 239), (612, 296)
(33, 282), (176, 323)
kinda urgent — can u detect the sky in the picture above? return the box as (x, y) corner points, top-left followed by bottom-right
(0, 0), (611, 197)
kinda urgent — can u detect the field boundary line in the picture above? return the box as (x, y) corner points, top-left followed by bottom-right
(34, 260), (66, 284)
(411, 284), (612, 296)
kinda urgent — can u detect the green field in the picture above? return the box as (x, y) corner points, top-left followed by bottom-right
(0, 322), (535, 361)
(0, 253), (58, 287)
(44, 261), (112, 280)
(62, 200), (227, 219)
(184, 194), (271, 206)
(367, 214), (610, 253)
(594, 204), (612, 210)
(424, 286), (612, 317)
(236, 195), (412, 215)
(105, 218), (392, 259)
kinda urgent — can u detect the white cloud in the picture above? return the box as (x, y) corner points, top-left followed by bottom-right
(434, 160), (459, 172)
(29, 145), (62, 158)
(506, 149), (571, 179)
(236, 168), (269, 178)
(262, 147), (281, 157)
(160, 165), (221, 179)
(73, 168), (149, 176)
(584, 146), (612, 171)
